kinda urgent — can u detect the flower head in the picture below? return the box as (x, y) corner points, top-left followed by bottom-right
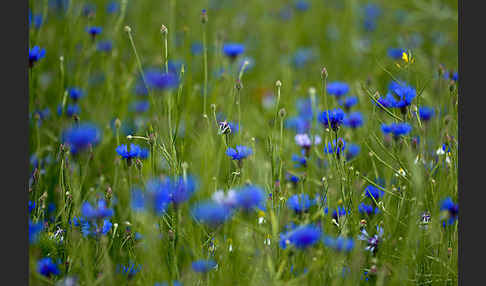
(345, 144), (360, 160)
(97, 40), (113, 52)
(68, 87), (85, 101)
(116, 143), (146, 160)
(358, 203), (380, 216)
(322, 235), (354, 252)
(318, 108), (345, 131)
(38, 257), (60, 277)
(381, 122), (412, 139)
(29, 46), (46, 67)
(192, 201), (232, 227)
(235, 185), (266, 212)
(287, 194), (313, 214)
(62, 123), (101, 154)
(387, 48), (406, 60)
(294, 133), (321, 149)
(364, 185), (385, 200)
(339, 96), (358, 110)
(419, 106), (435, 121)
(222, 43), (245, 59)
(343, 112), (364, 128)
(192, 259), (217, 273)
(86, 26), (102, 37)
(226, 145), (253, 161)
(440, 197), (458, 226)
(81, 199), (114, 220)
(145, 69), (179, 90)
(324, 138), (346, 156)
(326, 82), (349, 98)
(279, 224), (321, 250)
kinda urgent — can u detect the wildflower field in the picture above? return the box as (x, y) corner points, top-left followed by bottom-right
(28, 0), (458, 285)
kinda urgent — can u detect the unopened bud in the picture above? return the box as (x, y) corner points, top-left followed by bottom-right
(114, 118), (122, 129)
(275, 80), (282, 88)
(160, 25), (168, 35)
(278, 108), (286, 118)
(201, 9), (208, 24)
(124, 25), (131, 33)
(321, 67), (328, 79)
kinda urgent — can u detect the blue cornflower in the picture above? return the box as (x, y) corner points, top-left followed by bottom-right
(381, 123), (412, 139)
(145, 69), (179, 90)
(345, 144), (360, 160)
(29, 46), (46, 67)
(192, 259), (217, 273)
(286, 173), (300, 184)
(362, 3), (381, 32)
(107, 1), (120, 14)
(387, 81), (417, 110)
(222, 43), (245, 59)
(292, 48), (315, 68)
(31, 13), (44, 29)
(440, 197), (458, 226)
(191, 42), (203, 55)
(358, 226), (384, 254)
(285, 116), (310, 133)
(291, 153), (307, 168)
(62, 123), (101, 154)
(32, 108), (51, 126)
(294, 0), (310, 11)
(419, 106), (435, 121)
(118, 262), (142, 279)
(63, 104), (80, 117)
(192, 201), (232, 227)
(287, 194), (313, 214)
(235, 185), (266, 212)
(387, 48), (406, 60)
(81, 199), (113, 220)
(364, 185), (384, 200)
(29, 200), (35, 213)
(38, 257), (60, 277)
(339, 96), (358, 110)
(68, 87), (84, 101)
(326, 82), (350, 98)
(97, 40), (113, 52)
(296, 97), (315, 120)
(226, 145), (253, 161)
(343, 112), (364, 128)
(86, 26), (102, 37)
(130, 100), (150, 113)
(116, 143), (143, 160)
(332, 206), (347, 220)
(323, 235), (354, 252)
(76, 219), (112, 237)
(358, 203), (380, 216)
(279, 224), (321, 250)
(167, 175), (198, 205)
(82, 3), (96, 17)
(318, 108), (345, 131)
(29, 220), (43, 244)
(376, 93), (395, 108)
(132, 180), (171, 215)
(324, 138), (346, 156)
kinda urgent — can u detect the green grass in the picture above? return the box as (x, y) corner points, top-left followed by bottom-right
(29, 0), (458, 285)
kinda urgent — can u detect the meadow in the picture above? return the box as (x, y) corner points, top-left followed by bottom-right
(28, 0), (458, 285)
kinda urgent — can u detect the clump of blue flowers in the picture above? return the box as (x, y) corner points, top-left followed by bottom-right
(192, 201), (232, 227)
(287, 193), (313, 214)
(440, 197), (458, 226)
